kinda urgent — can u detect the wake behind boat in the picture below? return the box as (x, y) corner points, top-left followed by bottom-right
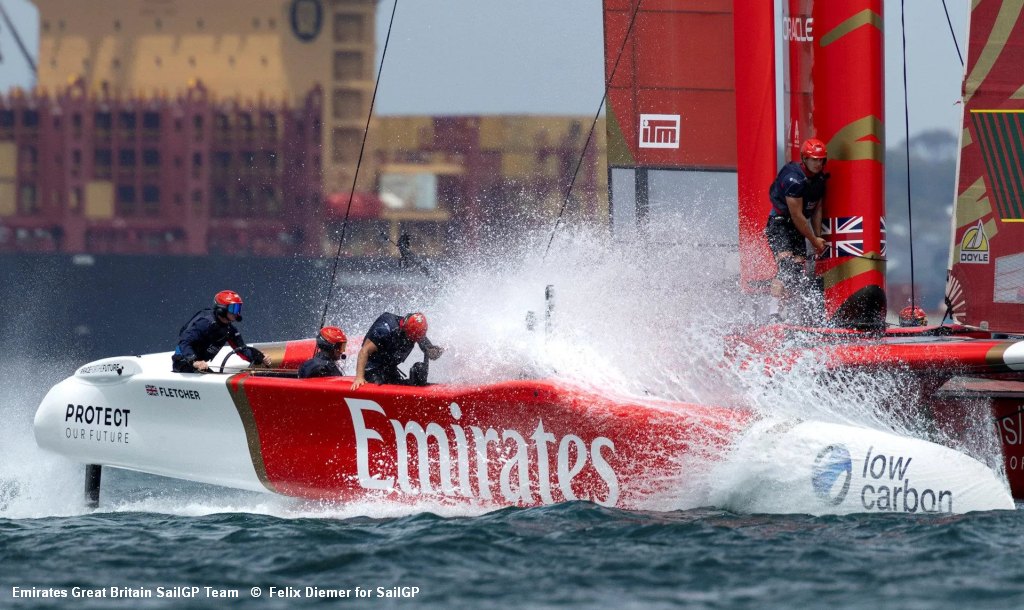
(33, 339), (1013, 514)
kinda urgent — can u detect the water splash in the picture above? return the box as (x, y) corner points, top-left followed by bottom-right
(425, 225), (748, 403)
(0, 359), (90, 519)
(418, 221), (1004, 479)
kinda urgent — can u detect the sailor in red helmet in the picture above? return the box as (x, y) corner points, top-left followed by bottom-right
(172, 290), (270, 373)
(298, 326), (348, 378)
(765, 137), (830, 316)
(351, 312), (444, 390)
(898, 305), (928, 327)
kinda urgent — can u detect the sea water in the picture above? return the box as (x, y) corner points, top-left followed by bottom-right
(2, 225), (1023, 608)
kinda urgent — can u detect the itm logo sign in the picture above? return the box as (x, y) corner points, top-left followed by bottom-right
(639, 114), (680, 149)
(812, 444), (853, 505)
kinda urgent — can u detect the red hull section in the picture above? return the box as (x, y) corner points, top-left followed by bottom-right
(728, 324), (1014, 371)
(226, 373), (750, 507)
(935, 378), (1024, 499)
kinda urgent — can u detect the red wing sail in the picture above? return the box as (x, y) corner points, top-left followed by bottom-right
(947, 1), (1024, 331)
(787, 0), (886, 328)
(602, 0), (736, 170)
(734, 2), (779, 288)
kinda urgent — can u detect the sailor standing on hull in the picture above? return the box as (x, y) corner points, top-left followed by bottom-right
(764, 138), (829, 322)
(172, 290), (269, 373)
(351, 312), (443, 390)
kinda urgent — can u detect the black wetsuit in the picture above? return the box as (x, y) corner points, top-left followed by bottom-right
(172, 308), (265, 373)
(765, 162), (828, 256)
(363, 312), (418, 384)
(298, 353), (344, 379)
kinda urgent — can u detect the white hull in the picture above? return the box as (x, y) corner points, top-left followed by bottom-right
(34, 345), (1016, 514)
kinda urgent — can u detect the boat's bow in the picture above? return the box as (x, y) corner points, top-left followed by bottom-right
(713, 419), (1014, 514)
(34, 353), (268, 492)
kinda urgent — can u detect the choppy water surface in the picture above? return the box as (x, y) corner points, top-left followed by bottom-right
(3, 226), (1023, 608)
(3, 494), (1024, 609)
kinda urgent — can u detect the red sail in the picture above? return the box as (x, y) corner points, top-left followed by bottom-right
(734, 2), (779, 288)
(787, 0), (886, 327)
(602, 0), (736, 170)
(946, 1), (1024, 332)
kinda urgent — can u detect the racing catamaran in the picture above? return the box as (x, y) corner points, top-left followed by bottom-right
(33, 336), (1014, 514)
(32, 0), (1021, 514)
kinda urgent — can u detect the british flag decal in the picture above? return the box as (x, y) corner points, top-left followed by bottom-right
(821, 216), (863, 259)
(880, 217), (887, 257)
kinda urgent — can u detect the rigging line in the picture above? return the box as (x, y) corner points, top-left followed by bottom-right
(900, 0), (918, 312)
(940, 0), (964, 67)
(0, 0), (36, 74)
(319, 0), (399, 329)
(542, 0), (644, 260)
(941, 276), (956, 323)
(807, 248), (887, 263)
(823, 254), (887, 262)
(810, 251), (886, 263)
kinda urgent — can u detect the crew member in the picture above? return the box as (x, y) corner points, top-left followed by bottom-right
(172, 290), (269, 373)
(351, 312), (444, 390)
(898, 305), (928, 327)
(765, 137), (830, 315)
(298, 326), (348, 378)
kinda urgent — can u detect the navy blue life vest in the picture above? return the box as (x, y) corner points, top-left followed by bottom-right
(768, 162), (827, 218)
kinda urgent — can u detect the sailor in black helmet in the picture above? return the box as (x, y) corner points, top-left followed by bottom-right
(172, 290), (270, 373)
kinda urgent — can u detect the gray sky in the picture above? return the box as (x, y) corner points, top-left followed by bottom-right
(0, 0), (968, 140)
